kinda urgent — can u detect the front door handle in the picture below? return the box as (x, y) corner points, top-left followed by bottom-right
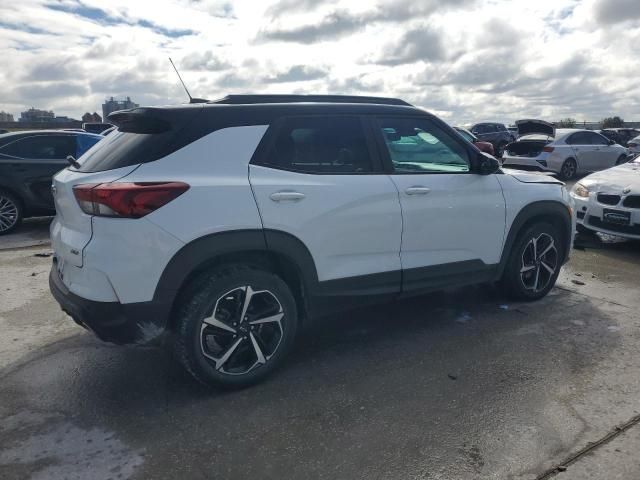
(270, 191), (306, 202)
(405, 186), (431, 196)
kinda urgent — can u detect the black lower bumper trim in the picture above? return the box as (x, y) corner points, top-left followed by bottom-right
(49, 265), (170, 344)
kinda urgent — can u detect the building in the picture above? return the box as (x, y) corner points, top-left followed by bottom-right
(0, 111), (14, 122)
(82, 112), (103, 123)
(102, 97), (138, 120)
(20, 108), (54, 123)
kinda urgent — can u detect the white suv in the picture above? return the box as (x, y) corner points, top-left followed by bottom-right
(49, 95), (575, 388)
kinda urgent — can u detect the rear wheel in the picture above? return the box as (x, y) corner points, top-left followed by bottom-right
(559, 158), (577, 180)
(0, 190), (23, 235)
(173, 265), (298, 389)
(502, 222), (563, 301)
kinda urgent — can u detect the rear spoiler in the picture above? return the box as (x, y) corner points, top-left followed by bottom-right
(108, 108), (173, 134)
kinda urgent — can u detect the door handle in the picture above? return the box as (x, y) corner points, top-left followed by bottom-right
(269, 191), (306, 202)
(405, 186), (431, 196)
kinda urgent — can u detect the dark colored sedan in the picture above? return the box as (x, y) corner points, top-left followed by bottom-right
(0, 130), (102, 234)
(454, 127), (495, 155)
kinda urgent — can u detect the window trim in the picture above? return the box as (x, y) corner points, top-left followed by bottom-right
(0, 134), (77, 161)
(249, 114), (385, 175)
(370, 115), (477, 175)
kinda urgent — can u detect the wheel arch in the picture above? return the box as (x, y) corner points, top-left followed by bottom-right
(155, 229), (319, 331)
(497, 200), (572, 278)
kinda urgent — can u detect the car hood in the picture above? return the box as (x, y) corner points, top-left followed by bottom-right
(502, 168), (564, 185)
(515, 119), (555, 137)
(579, 161), (640, 193)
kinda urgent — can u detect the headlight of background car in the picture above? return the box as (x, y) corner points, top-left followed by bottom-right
(572, 183), (590, 198)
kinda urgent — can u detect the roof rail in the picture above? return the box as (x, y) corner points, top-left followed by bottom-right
(208, 94), (412, 106)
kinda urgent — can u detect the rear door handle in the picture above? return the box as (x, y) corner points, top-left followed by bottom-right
(270, 191), (306, 202)
(405, 186), (431, 196)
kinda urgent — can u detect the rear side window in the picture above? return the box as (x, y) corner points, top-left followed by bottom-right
(567, 132), (589, 145)
(0, 135), (75, 159)
(75, 130), (175, 172)
(262, 116), (373, 173)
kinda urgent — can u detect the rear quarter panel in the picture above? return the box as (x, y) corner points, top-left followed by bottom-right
(119, 125), (269, 244)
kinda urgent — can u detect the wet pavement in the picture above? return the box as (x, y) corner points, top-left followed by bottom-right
(0, 233), (639, 479)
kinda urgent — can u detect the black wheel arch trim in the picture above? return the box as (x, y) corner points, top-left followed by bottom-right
(497, 200), (572, 277)
(153, 229), (321, 327)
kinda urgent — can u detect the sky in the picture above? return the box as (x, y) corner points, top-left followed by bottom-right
(0, 0), (639, 125)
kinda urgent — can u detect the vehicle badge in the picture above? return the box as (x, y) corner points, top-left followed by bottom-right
(623, 186), (631, 194)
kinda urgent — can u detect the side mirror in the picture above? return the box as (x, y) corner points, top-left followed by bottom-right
(476, 152), (500, 175)
(608, 139), (615, 145)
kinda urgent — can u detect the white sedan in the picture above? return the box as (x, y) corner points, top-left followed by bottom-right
(570, 156), (640, 239)
(502, 120), (629, 180)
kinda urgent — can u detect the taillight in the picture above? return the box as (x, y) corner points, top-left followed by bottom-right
(542, 146), (554, 153)
(73, 182), (189, 218)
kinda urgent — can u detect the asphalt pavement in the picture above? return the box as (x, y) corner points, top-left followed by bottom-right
(0, 222), (639, 479)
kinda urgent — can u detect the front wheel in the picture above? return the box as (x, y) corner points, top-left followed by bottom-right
(0, 190), (23, 235)
(173, 265), (298, 389)
(502, 223), (564, 301)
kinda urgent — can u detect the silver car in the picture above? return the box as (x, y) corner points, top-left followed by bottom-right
(502, 120), (629, 180)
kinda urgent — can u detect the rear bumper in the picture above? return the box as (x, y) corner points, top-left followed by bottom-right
(49, 264), (170, 344)
(501, 155), (551, 172)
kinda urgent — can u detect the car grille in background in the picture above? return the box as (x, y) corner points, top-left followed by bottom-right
(597, 194), (621, 205)
(622, 195), (640, 208)
(588, 216), (640, 235)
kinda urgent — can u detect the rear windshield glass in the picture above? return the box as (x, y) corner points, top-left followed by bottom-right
(74, 130), (176, 173)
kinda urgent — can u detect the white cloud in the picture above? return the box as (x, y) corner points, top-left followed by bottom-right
(1, 0), (639, 125)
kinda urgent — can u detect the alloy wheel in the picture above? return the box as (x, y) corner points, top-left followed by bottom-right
(562, 160), (576, 179)
(520, 233), (558, 292)
(0, 195), (19, 233)
(200, 286), (284, 376)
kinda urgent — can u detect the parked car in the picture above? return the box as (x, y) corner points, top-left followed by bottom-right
(49, 94), (573, 388)
(453, 126), (495, 155)
(502, 120), (629, 180)
(628, 135), (640, 156)
(0, 130), (102, 234)
(469, 122), (515, 157)
(571, 155), (640, 239)
(600, 128), (640, 147)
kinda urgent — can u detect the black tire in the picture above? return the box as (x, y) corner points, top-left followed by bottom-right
(173, 265), (298, 389)
(559, 158), (577, 180)
(502, 222), (564, 301)
(616, 155), (628, 165)
(0, 190), (23, 235)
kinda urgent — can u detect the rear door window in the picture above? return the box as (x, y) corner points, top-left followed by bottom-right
(0, 135), (76, 159)
(261, 116), (373, 174)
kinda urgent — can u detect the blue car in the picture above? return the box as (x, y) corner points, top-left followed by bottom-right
(0, 130), (102, 234)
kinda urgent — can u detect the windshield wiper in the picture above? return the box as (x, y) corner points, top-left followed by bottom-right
(66, 155), (81, 169)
